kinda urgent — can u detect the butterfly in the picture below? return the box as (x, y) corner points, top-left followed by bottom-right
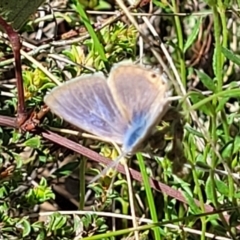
(44, 63), (171, 179)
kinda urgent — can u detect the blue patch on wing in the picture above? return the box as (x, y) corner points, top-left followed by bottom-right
(123, 112), (148, 153)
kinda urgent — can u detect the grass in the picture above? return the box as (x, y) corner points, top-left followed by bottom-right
(0, 0), (240, 239)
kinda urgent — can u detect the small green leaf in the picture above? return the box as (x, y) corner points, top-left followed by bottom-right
(24, 136), (41, 148)
(53, 161), (80, 177)
(234, 191), (240, 198)
(189, 92), (214, 115)
(216, 97), (230, 112)
(79, 0), (98, 9)
(184, 17), (203, 52)
(73, 215), (83, 233)
(52, 214), (67, 230)
(195, 70), (216, 92)
(185, 125), (204, 138)
(221, 141), (233, 159)
(36, 231), (46, 240)
(221, 47), (240, 66)
(182, 190), (201, 214)
(39, 82), (56, 91)
(19, 218), (31, 237)
(205, 177), (214, 203)
(215, 179), (229, 196)
(233, 136), (240, 155)
(195, 161), (211, 170)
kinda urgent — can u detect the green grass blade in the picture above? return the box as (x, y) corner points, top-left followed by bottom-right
(75, 2), (107, 63)
(137, 153), (162, 239)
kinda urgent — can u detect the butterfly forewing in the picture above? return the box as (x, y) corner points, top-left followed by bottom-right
(44, 74), (128, 144)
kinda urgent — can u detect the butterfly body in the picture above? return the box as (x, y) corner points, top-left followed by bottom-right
(45, 64), (171, 155)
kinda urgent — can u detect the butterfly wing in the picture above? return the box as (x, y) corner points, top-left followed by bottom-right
(44, 74), (128, 144)
(108, 64), (171, 153)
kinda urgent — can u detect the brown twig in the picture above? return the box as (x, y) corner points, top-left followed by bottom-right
(0, 17), (27, 126)
(0, 114), (213, 213)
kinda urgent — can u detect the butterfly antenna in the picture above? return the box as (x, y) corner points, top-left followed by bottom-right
(89, 152), (127, 184)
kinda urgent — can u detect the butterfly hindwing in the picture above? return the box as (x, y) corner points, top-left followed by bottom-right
(108, 64), (170, 152)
